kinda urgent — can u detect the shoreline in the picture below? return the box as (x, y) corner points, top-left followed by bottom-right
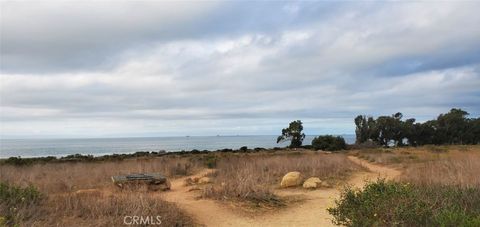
(0, 146), (285, 165)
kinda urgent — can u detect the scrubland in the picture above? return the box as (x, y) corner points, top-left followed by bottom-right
(0, 149), (362, 226)
(0, 155), (203, 226)
(330, 145), (480, 226)
(2, 145), (480, 226)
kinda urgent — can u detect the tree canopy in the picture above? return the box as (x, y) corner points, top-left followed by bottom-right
(277, 120), (305, 148)
(312, 135), (346, 151)
(354, 108), (480, 147)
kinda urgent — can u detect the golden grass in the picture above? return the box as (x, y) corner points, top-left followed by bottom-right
(0, 155), (202, 226)
(4, 191), (194, 227)
(352, 145), (479, 165)
(352, 145), (480, 188)
(400, 151), (480, 187)
(0, 155), (203, 194)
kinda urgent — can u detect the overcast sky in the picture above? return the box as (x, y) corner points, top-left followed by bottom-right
(1, 1), (479, 138)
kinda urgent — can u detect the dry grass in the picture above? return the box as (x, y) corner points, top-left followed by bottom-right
(0, 155), (203, 226)
(333, 145), (480, 226)
(352, 145), (479, 165)
(2, 190), (194, 227)
(202, 152), (363, 206)
(352, 145), (480, 188)
(401, 152), (480, 187)
(0, 155), (203, 194)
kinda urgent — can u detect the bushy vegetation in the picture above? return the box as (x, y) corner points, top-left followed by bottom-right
(277, 120), (306, 148)
(311, 135), (347, 151)
(355, 108), (480, 147)
(328, 179), (480, 226)
(0, 147), (272, 166)
(0, 182), (43, 225)
(202, 154), (218, 168)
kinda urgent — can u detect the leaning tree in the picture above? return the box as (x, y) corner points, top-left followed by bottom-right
(277, 120), (306, 148)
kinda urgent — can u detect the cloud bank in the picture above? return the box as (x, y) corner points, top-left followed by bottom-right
(1, 1), (479, 138)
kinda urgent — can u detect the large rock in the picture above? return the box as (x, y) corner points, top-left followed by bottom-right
(111, 173), (170, 191)
(303, 177), (322, 189)
(280, 171), (302, 188)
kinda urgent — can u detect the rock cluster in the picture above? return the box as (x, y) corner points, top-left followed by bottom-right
(280, 172), (329, 189)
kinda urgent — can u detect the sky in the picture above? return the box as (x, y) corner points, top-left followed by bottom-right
(0, 1), (479, 138)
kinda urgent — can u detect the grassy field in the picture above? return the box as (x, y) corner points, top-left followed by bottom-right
(350, 145), (480, 187)
(1, 145), (479, 226)
(0, 149), (363, 226)
(0, 155), (203, 226)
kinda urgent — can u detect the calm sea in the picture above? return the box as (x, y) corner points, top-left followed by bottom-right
(0, 135), (355, 158)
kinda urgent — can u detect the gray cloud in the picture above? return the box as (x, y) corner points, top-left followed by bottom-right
(1, 1), (480, 138)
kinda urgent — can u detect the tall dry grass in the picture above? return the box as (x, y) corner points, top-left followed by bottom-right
(202, 153), (363, 205)
(352, 145), (480, 188)
(401, 152), (480, 187)
(0, 155), (202, 194)
(352, 145), (480, 166)
(2, 191), (194, 227)
(0, 155), (204, 226)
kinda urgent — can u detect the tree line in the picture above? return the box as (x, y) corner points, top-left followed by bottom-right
(355, 108), (480, 146)
(276, 108), (479, 150)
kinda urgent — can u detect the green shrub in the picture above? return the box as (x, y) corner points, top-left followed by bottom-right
(203, 154), (218, 169)
(328, 179), (480, 227)
(0, 182), (42, 226)
(311, 135), (347, 151)
(0, 182), (42, 206)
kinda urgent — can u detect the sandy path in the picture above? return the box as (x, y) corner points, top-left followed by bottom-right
(162, 169), (254, 226)
(163, 156), (401, 227)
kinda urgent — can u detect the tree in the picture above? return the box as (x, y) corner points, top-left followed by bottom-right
(354, 108), (478, 147)
(391, 113), (406, 146)
(355, 115), (369, 144)
(466, 118), (480, 144)
(277, 120), (305, 148)
(312, 135), (347, 151)
(435, 108), (470, 144)
(355, 115), (378, 144)
(402, 118), (416, 145)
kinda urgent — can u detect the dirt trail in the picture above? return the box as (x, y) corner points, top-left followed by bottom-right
(163, 156), (401, 227)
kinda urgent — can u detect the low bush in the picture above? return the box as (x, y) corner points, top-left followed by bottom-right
(347, 140), (380, 150)
(0, 182), (42, 206)
(311, 135), (347, 151)
(0, 182), (43, 225)
(202, 154), (218, 169)
(328, 179), (480, 226)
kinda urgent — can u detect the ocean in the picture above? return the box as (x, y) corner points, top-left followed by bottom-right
(0, 135), (356, 158)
